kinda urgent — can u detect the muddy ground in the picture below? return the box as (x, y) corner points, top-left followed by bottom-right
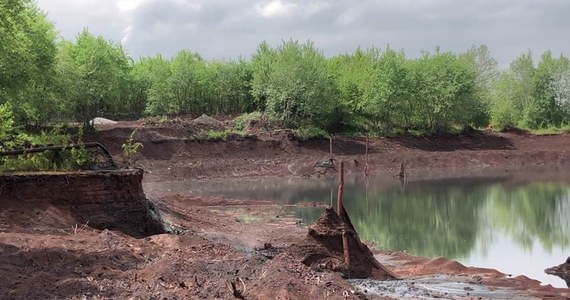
(1, 117), (570, 299)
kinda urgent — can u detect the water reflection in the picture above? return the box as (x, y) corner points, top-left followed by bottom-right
(147, 169), (570, 287)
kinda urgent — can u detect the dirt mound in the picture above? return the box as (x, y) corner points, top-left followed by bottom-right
(546, 257), (570, 287)
(190, 114), (225, 131)
(0, 169), (167, 238)
(291, 207), (398, 280)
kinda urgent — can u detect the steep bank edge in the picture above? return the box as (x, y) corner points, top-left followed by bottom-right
(0, 169), (167, 238)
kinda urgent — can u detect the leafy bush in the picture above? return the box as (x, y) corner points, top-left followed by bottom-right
(121, 129), (143, 167)
(252, 40), (339, 129)
(0, 103), (14, 142)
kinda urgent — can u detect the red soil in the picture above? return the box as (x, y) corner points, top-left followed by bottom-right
(1, 117), (570, 299)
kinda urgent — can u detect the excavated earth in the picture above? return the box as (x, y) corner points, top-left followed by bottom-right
(1, 117), (570, 299)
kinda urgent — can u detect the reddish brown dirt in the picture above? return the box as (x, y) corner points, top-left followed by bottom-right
(1, 117), (570, 299)
(86, 120), (570, 182)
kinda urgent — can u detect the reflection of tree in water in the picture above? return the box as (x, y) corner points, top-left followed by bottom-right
(345, 180), (487, 259)
(486, 183), (570, 251)
(340, 179), (570, 260)
(196, 174), (570, 260)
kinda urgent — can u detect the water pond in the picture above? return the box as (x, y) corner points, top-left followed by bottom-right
(148, 168), (570, 288)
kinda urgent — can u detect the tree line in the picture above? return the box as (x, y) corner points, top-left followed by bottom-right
(2, 1), (570, 137)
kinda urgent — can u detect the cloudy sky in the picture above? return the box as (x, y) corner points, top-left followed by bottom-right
(35, 0), (570, 66)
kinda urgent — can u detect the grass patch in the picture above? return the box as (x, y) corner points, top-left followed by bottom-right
(193, 130), (246, 141)
(531, 125), (570, 135)
(233, 111), (263, 131)
(209, 130), (245, 141)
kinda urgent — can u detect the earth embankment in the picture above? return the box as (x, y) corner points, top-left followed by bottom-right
(0, 169), (166, 238)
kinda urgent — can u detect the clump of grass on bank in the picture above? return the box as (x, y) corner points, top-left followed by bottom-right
(233, 111), (263, 131)
(531, 125), (570, 135)
(194, 130), (246, 141)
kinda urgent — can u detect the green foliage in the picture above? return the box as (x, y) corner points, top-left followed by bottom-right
(293, 125), (330, 141)
(0, 103), (15, 142)
(489, 51), (570, 130)
(206, 130), (228, 141)
(361, 48), (411, 131)
(202, 130), (244, 141)
(531, 124), (570, 135)
(0, 0), (58, 126)
(56, 29), (132, 126)
(0, 125), (94, 172)
(233, 111), (263, 131)
(252, 40), (339, 129)
(2, 6), (570, 137)
(406, 50), (480, 133)
(69, 145), (90, 169)
(121, 129), (143, 167)
(329, 47), (381, 130)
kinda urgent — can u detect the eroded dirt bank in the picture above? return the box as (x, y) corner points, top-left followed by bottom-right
(86, 123), (570, 181)
(0, 169), (166, 238)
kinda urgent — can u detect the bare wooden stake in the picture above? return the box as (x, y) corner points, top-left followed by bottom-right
(337, 161), (344, 217)
(329, 136), (333, 161)
(365, 135), (370, 176)
(365, 175), (370, 211)
(399, 161), (407, 179)
(342, 230), (350, 269)
(337, 161), (350, 269)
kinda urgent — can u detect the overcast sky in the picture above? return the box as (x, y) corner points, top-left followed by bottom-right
(35, 0), (570, 66)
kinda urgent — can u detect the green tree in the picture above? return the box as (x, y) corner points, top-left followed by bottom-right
(489, 72), (519, 129)
(168, 50), (208, 114)
(460, 45), (498, 127)
(251, 40), (338, 129)
(361, 47), (411, 131)
(251, 41), (276, 112)
(57, 29), (131, 126)
(328, 47), (380, 130)
(209, 59), (255, 114)
(531, 52), (570, 127)
(510, 52), (536, 128)
(0, 103), (15, 144)
(407, 50), (479, 133)
(0, 0), (58, 126)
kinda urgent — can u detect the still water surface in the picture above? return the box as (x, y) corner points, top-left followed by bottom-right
(148, 169), (570, 288)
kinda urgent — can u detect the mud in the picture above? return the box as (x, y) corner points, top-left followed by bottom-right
(351, 276), (535, 300)
(294, 208), (398, 280)
(1, 118), (570, 299)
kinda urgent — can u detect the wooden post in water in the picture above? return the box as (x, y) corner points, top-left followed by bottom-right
(329, 136), (333, 161)
(398, 161), (407, 179)
(365, 135), (370, 177)
(337, 161), (350, 269)
(337, 161), (344, 216)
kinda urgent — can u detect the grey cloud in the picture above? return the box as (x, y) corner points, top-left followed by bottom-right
(36, 0), (570, 66)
